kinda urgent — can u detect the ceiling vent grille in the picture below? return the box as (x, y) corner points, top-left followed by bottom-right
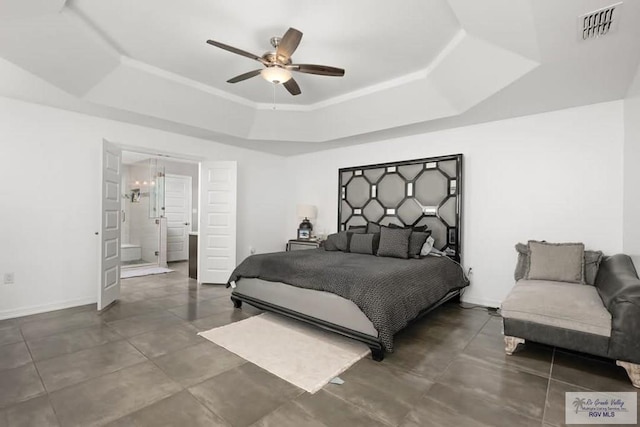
(579, 3), (622, 40)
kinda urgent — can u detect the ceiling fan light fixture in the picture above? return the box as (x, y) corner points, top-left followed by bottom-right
(261, 66), (292, 84)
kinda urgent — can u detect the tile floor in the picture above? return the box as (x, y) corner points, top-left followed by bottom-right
(0, 262), (637, 426)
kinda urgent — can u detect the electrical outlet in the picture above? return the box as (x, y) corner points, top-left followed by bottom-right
(4, 273), (15, 285)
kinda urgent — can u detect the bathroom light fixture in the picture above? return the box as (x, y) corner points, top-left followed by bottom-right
(261, 66), (292, 84)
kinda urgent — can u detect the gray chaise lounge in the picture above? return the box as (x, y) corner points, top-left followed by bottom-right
(501, 253), (640, 388)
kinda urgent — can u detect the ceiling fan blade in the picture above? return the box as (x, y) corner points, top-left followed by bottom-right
(206, 39), (266, 64)
(288, 64), (345, 77)
(276, 28), (303, 61)
(227, 69), (262, 83)
(283, 78), (301, 96)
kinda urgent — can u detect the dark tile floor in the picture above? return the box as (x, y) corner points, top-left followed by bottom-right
(0, 262), (637, 426)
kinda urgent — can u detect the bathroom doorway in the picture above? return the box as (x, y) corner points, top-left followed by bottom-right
(120, 151), (199, 273)
(121, 152), (167, 270)
(99, 139), (237, 309)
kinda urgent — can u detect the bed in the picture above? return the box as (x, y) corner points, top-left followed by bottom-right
(228, 154), (465, 361)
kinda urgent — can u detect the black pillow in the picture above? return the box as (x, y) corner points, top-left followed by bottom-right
(366, 222), (381, 234)
(389, 223), (429, 233)
(349, 233), (381, 255)
(377, 226), (412, 259)
(408, 231), (431, 258)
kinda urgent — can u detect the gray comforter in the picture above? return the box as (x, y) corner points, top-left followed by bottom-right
(227, 250), (469, 351)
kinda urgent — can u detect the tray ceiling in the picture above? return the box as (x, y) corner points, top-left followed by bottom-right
(0, 0), (639, 155)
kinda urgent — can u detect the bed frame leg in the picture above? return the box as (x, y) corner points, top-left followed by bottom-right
(231, 296), (242, 309)
(370, 347), (384, 362)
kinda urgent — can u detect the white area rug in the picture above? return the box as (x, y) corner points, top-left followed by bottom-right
(198, 313), (370, 393)
(121, 267), (173, 279)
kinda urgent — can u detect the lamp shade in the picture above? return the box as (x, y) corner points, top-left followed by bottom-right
(296, 204), (317, 219)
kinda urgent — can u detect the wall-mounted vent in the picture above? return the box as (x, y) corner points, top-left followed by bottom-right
(579, 3), (622, 40)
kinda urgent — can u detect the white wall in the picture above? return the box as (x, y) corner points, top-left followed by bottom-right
(285, 101), (624, 307)
(0, 96), (288, 319)
(623, 62), (640, 266)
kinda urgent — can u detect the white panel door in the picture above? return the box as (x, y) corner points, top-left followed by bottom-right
(99, 140), (122, 310)
(199, 161), (237, 284)
(165, 174), (192, 262)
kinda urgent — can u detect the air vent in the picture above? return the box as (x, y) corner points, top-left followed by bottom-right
(579, 3), (622, 40)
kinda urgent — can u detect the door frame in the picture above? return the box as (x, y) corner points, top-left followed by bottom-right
(98, 142), (204, 310)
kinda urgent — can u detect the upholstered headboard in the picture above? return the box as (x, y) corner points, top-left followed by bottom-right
(338, 154), (463, 261)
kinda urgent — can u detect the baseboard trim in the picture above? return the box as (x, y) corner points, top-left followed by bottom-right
(461, 295), (501, 309)
(0, 297), (97, 321)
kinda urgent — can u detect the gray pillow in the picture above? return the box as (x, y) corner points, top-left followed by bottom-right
(324, 233), (340, 251)
(324, 231), (350, 252)
(514, 243), (529, 281)
(584, 250), (604, 285)
(514, 243), (603, 285)
(366, 222), (381, 234)
(350, 227), (367, 235)
(377, 227), (411, 259)
(408, 231), (431, 258)
(526, 241), (585, 283)
(389, 223), (429, 233)
(350, 233), (380, 255)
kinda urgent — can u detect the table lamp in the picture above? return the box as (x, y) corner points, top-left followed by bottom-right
(296, 204), (317, 238)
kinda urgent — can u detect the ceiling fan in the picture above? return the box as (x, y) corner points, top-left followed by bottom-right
(206, 27), (345, 96)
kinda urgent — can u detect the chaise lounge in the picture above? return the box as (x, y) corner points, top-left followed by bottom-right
(501, 241), (640, 388)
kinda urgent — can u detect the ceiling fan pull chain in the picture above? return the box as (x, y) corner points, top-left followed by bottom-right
(273, 82), (276, 110)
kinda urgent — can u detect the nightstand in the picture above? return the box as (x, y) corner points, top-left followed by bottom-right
(286, 239), (321, 251)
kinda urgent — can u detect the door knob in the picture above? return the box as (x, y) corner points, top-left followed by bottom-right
(184, 222), (190, 226)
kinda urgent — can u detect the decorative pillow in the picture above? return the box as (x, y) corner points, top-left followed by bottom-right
(350, 233), (381, 255)
(408, 231), (431, 258)
(514, 243), (529, 281)
(324, 234), (340, 251)
(366, 222), (381, 234)
(377, 226), (412, 259)
(514, 243), (603, 285)
(324, 231), (351, 252)
(584, 250), (604, 285)
(348, 225), (367, 232)
(389, 223), (429, 233)
(526, 241), (585, 283)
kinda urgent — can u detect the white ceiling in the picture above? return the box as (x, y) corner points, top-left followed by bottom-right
(0, 0), (639, 155)
(73, 0), (462, 104)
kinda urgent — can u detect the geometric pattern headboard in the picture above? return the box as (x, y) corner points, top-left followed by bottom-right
(338, 154), (463, 262)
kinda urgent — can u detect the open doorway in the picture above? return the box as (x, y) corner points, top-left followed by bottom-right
(99, 139), (237, 310)
(120, 151), (198, 277)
